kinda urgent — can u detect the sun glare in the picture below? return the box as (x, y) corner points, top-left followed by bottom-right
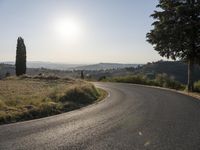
(54, 18), (82, 41)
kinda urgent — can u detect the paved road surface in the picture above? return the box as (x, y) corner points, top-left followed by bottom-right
(1, 82), (200, 150)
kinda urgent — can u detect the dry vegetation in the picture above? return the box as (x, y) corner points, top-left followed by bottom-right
(102, 74), (185, 90)
(0, 76), (103, 124)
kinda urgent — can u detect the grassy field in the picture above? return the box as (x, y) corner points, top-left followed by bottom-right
(0, 76), (104, 124)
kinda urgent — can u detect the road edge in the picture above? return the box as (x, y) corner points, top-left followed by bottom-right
(0, 87), (109, 126)
(128, 83), (200, 101)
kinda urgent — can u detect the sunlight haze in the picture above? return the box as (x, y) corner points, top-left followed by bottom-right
(0, 0), (163, 64)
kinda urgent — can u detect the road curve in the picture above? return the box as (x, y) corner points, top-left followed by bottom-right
(1, 82), (200, 150)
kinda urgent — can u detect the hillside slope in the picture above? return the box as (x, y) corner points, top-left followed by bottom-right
(136, 61), (200, 84)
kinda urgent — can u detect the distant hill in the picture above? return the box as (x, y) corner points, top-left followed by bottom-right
(136, 61), (200, 84)
(0, 64), (15, 79)
(3, 61), (81, 70)
(1, 61), (200, 84)
(2, 62), (139, 71)
(73, 63), (140, 70)
(0, 63), (78, 79)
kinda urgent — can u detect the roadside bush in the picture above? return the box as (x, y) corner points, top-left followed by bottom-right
(194, 80), (200, 92)
(111, 75), (149, 85)
(33, 75), (60, 80)
(104, 74), (185, 90)
(155, 73), (168, 87)
(98, 76), (107, 81)
(155, 73), (184, 90)
(60, 83), (100, 104)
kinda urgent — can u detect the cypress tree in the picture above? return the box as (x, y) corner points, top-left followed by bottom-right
(15, 37), (26, 76)
(81, 70), (84, 79)
(147, 0), (200, 91)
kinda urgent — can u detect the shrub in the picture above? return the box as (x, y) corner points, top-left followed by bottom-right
(33, 75), (60, 80)
(155, 73), (184, 90)
(98, 76), (107, 81)
(155, 73), (168, 87)
(111, 75), (149, 85)
(5, 72), (10, 77)
(105, 74), (185, 90)
(194, 80), (200, 92)
(59, 83), (100, 104)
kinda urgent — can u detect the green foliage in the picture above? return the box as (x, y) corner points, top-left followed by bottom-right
(105, 74), (185, 90)
(98, 76), (107, 81)
(147, 0), (200, 61)
(136, 60), (200, 84)
(15, 37), (26, 76)
(5, 72), (10, 77)
(110, 75), (149, 85)
(194, 80), (200, 92)
(155, 73), (185, 90)
(147, 0), (200, 91)
(81, 70), (84, 79)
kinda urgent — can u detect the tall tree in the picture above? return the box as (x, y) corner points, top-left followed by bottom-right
(15, 37), (26, 76)
(147, 0), (200, 91)
(81, 70), (84, 79)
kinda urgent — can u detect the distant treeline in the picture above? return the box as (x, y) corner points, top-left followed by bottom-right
(1, 61), (200, 84)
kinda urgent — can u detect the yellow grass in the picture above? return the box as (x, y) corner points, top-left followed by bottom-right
(0, 76), (102, 124)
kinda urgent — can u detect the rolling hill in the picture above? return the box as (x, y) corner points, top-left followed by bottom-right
(1, 61), (200, 84)
(73, 63), (139, 70)
(136, 61), (200, 84)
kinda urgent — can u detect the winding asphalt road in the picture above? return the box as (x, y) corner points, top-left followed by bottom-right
(1, 82), (200, 150)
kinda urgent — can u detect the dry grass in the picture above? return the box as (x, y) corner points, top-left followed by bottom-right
(0, 76), (102, 124)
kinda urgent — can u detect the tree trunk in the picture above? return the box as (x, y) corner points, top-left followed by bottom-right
(187, 59), (194, 92)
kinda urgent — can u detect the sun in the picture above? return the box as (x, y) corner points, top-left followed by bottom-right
(54, 18), (82, 41)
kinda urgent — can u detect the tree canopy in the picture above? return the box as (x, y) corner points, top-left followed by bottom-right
(147, 0), (200, 91)
(147, 0), (200, 61)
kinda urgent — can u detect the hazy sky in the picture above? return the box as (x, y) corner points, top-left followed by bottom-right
(0, 0), (164, 64)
